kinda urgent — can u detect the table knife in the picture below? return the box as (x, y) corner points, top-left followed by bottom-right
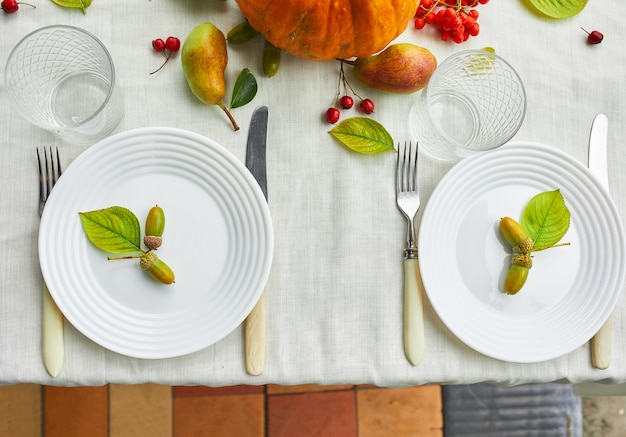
(588, 113), (610, 370)
(244, 106), (269, 376)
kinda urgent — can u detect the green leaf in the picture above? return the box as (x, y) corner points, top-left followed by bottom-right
(520, 189), (570, 249)
(79, 206), (142, 254)
(527, 0), (588, 19)
(230, 68), (258, 109)
(50, 0), (93, 14)
(328, 117), (395, 154)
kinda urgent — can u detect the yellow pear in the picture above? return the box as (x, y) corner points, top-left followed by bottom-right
(182, 22), (239, 130)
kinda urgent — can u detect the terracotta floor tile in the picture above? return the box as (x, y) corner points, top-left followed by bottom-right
(0, 384), (41, 437)
(44, 385), (108, 437)
(266, 384), (354, 395)
(268, 390), (357, 437)
(174, 393), (264, 436)
(110, 384), (171, 437)
(174, 384), (264, 397)
(357, 385), (443, 437)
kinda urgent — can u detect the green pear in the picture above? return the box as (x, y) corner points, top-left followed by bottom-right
(347, 43), (437, 95)
(182, 22), (239, 131)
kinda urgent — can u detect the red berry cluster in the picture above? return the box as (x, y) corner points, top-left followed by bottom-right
(150, 36), (181, 75)
(414, 0), (490, 44)
(1, 0), (35, 13)
(325, 61), (375, 124)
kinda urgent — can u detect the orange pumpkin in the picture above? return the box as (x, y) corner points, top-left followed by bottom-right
(234, 0), (419, 61)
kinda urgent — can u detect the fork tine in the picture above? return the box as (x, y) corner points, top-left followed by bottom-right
(44, 147), (52, 198)
(410, 142), (418, 194)
(396, 142), (403, 193)
(53, 146), (62, 184)
(405, 141), (412, 192)
(37, 148), (45, 202)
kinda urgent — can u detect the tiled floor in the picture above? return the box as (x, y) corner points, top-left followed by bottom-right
(0, 383), (443, 436)
(3, 383), (626, 436)
(582, 396), (626, 437)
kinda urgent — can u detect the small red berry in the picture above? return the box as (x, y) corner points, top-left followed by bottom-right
(152, 38), (166, 52)
(326, 107), (340, 124)
(414, 18), (426, 30)
(359, 98), (375, 114)
(150, 36), (180, 75)
(1, 0), (18, 12)
(582, 28), (603, 45)
(2, 0), (35, 13)
(339, 95), (354, 109)
(165, 36), (181, 52)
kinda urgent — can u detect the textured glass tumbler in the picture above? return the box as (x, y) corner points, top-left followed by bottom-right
(5, 25), (124, 144)
(410, 50), (526, 162)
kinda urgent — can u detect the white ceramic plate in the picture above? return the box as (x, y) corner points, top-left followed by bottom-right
(418, 142), (625, 363)
(39, 127), (273, 359)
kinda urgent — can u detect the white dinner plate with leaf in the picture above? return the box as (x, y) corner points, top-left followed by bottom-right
(418, 142), (625, 363)
(38, 127), (273, 359)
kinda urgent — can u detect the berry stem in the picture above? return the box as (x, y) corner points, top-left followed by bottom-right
(337, 61), (365, 101)
(149, 51), (172, 75)
(338, 58), (357, 67)
(334, 62), (343, 107)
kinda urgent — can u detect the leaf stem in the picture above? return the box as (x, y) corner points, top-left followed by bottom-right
(530, 242), (571, 253)
(107, 254), (144, 261)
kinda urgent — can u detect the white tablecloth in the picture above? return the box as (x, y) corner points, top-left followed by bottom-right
(1, 1), (624, 387)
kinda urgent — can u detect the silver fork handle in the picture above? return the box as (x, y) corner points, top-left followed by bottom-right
(42, 283), (64, 377)
(405, 218), (417, 256)
(403, 258), (425, 366)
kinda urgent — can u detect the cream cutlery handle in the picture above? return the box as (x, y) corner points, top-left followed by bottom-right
(404, 258), (425, 366)
(591, 317), (611, 369)
(42, 284), (64, 377)
(244, 292), (266, 376)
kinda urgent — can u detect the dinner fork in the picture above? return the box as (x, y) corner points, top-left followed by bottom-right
(396, 141), (425, 366)
(37, 147), (64, 377)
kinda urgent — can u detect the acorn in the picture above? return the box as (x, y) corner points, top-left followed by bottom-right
(499, 216), (533, 253)
(144, 205), (165, 250)
(263, 40), (281, 77)
(140, 252), (175, 284)
(227, 21), (259, 44)
(504, 264), (529, 295)
(500, 217), (534, 295)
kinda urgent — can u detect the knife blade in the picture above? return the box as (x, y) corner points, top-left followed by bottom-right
(244, 106), (269, 376)
(588, 113), (610, 370)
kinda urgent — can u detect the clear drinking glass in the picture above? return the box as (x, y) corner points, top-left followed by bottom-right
(4, 25), (124, 144)
(410, 50), (526, 162)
